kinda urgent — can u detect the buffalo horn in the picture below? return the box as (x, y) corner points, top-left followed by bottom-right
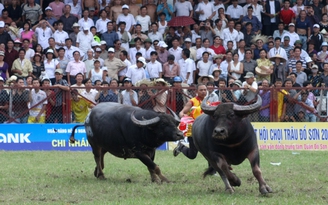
(233, 95), (262, 115)
(131, 111), (160, 126)
(166, 106), (181, 122)
(201, 96), (217, 116)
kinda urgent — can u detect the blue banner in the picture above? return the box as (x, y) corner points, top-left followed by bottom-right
(0, 124), (167, 151)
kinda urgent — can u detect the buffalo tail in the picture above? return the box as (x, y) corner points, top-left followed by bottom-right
(69, 124), (85, 144)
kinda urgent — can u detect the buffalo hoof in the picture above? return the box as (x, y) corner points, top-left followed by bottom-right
(225, 187), (235, 194)
(260, 185), (272, 195)
(97, 175), (106, 180)
(94, 167), (97, 177)
(229, 174), (241, 187)
(161, 177), (170, 183)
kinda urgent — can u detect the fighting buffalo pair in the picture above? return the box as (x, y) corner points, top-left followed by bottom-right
(70, 97), (272, 194)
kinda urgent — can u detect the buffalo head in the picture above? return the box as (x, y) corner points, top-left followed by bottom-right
(131, 110), (184, 141)
(201, 96), (262, 139)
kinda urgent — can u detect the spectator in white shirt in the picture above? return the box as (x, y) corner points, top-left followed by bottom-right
(76, 22), (94, 54)
(128, 37), (146, 64)
(53, 21), (69, 49)
(22, 39), (35, 61)
(222, 20), (239, 50)
(69, 0), (82, 18)
(168, 38), (183, 63)
(121, 78), (138, 106)
(78, 9), (95, 30)
(32, 19), (55, 49)
(197, 51), (213, 77)
(125, 57), (147, 85)
(196, 38), (216, 61)
(148, 22), (163, 42)
(195, 0), (215, 21)
(178, 48), (195, 85)
(146, 51), (163, 80)
(174, 0), (193, 17)
(144, 38), (155, 62)
(116, 4), (136, 33)
(281, 23), (300, 47)
(118, 50), (131, 82)
(95, 9), (111, 34)
(226, 0), (244, 23)
(64, 38), (84, 61)
(135, 6), (151, 34)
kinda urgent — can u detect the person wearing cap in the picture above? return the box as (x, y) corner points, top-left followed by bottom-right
(50, 68), (69, 123)
(281, 23), (300, 47)
(69, 23), (80, 46)
(182, 37), (196, 61)
(242, 71), (258, 103)
(151, 78), (170, 113)
(125, 57), (147, 85)
(93, 47), (104, 66)
(76, 22), (94, 54)
(49, 0), (65, 19)
(11, 48), (33, 79)
(103, 47), (126, 80)
(268, 37), (288, 60)
(156, 40), (169, 65)
(121, 78), (138, 106)
(148, 22), (163, 43)
(116, 4), (136, 32)
(31, 19), (55, 49)
(113, 39), (125, 58)
(143, 38), (155, 62)
(101, 21), (118, 48)
(78, 9), (95, 31)
(281, 35), (294, 58)
(59, 5), (78, 33)
(44, 48), (60, 84)
(99, 40), (108, 60)
(31, 52), (44, 79)
(44, 6), (57, 26)
(53, 20), (69, 49)
(309, 24), (323, 52)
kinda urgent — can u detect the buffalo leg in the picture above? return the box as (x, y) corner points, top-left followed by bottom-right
(92, 145), (106, 180)
(208, 154), (240, 193)
(135, 152), (169, 183)
(247, 149), (272, 194)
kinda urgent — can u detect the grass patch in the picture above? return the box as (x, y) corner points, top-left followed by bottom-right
(0, 150), (327, 204)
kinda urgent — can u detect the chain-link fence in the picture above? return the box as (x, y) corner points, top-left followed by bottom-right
(1, 85), (327, 123)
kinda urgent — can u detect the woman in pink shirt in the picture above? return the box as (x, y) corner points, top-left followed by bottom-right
(20, 22), (35, 48)
(49, 0), (65, 19)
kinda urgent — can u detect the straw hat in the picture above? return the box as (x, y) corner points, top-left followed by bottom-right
(251, 34), (269, 44)
(154, 78), (170, 87)
(321, 29), (327, 34)
(135, 79), (153, 87)
(197, 75), (214, 84)
(212, 68), (222, 76)
(255, 66), (271, 76)
(232, 80), (242, 87)
(269, 54), (286, 63)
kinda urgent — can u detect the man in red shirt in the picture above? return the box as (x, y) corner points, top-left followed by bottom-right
(210, 36), (226, 55)
(280, 0), (295, 29)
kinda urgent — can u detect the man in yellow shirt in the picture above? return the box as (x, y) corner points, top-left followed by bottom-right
(71, 89), (94, 123)
(173, 84), (207, 158)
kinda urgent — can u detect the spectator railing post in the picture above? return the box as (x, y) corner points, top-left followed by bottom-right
(63, 90), (72, 123)
(270, 87), (278, 122)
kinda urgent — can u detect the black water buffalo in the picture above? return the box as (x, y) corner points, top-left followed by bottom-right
(70, 102), (183, 182)
(192, 96), (272, 194)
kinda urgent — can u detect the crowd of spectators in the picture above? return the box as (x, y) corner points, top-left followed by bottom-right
(0, 0), (327, 123)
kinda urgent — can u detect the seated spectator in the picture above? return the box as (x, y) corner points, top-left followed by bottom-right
(231, 79), (245, 104)
(242, 72), (258, 103)
(290, 110), (306, 122)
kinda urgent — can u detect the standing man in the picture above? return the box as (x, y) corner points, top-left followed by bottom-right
(101, 21), (119, 48)
(116, 5), (136, 33)
(178, 49), (195, 85)
(60, 5), (78, 34)
(76, 23), (94, 54)
(22, 0), (42, 25)
(66, 51), (87, 85)
(262, 0), (281, 36)
(104, 47), (126, 80)
(51, 69), (69, 123)
(28, 78), (47, 123)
